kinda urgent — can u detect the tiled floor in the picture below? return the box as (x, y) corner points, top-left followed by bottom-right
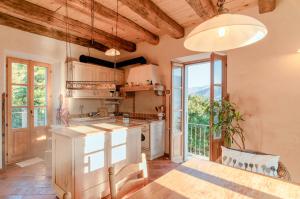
(0, 156), (179, 199)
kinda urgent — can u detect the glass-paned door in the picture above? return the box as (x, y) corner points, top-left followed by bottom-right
(7, 58), (30, 163)
(31, 63), (51, 157)
(171, 53), (227, 163)
(7, 57), (51, 164)
(210, 53), (227, 162)
(170, 62), (184, 163)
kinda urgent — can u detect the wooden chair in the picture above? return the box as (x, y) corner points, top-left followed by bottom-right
(219, 147), (291, 181)
(108, 153), (148, 199)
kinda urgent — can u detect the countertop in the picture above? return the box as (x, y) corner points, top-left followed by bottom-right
(51, 118), (150, 138)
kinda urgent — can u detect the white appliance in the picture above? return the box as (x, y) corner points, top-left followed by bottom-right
(141, 120), (165, 160)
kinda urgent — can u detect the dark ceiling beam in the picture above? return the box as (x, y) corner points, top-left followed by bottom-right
(185, 0), (217, 20)
(53, 0), (159, 45)
(119, 0), (185, 39)
(0, 0), (136, 52)
(258, 0), (276, 14)
(0, 12), (108, 52)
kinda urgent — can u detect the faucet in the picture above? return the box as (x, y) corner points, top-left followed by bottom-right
(79, 104), (84, 118)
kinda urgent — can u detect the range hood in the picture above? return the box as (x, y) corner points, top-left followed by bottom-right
(126, 64), (160, 85)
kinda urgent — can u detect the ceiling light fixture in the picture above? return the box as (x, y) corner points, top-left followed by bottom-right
(184, 0), (268, 52)
(105, 0), (120, 56)
(105, 48), (121, 56)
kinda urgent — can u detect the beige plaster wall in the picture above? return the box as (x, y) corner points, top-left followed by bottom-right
(119, 0), (300, 182)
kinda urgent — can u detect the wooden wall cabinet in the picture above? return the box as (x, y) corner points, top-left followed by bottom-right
(66, 61), (125, 98)
(52, 127), (141, 199)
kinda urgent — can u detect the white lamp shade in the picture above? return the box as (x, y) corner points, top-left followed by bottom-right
(105, 48), (121, 56)
(184, 14), (268, 52)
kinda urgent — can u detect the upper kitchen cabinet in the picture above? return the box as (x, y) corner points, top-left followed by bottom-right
(67, 61), (125, 85)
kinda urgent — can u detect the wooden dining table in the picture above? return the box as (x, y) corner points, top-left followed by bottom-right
(127, 158), (300, 199)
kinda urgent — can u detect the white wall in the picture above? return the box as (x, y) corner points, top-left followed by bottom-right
(118, 0), (300, 182)
(0, 25), (110, 169)
(227, 0), (300, 182)
(1, 0), (300, 183)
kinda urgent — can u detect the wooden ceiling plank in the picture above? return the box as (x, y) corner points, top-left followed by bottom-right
(0, 12), (108, 52)
(53, 0), (159, 45)
(119, 0), (185, 39)
(185, 0), (217, 20)
(0, 0), (136, 52)
(258, 0), (276, 14)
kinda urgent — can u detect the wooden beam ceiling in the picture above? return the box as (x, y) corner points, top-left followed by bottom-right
(0, 0), (136, 52)
(53, 0), (159, 45)
(185, 0), (217, 20)
(258, 0), (276, 14)
(0, 12), (108, 52)
(119, 0), (185, 39)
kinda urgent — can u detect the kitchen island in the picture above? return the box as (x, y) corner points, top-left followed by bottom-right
(51, 120), (143, 199)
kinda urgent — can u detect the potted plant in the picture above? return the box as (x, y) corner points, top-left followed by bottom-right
(208, 100), (245, 150)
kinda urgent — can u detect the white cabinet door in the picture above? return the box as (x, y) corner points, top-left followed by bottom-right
(150, 121), (165, 159)
(127, 127), (142, 163)
(71, 62), (94, 97)
(115, 69), (125, 85)
(74, 132), (108, 199)
(72, 62), (94, 81)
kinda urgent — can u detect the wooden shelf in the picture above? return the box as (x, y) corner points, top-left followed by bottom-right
(69, 96), (123, 100)
(120, 85), (164, 93)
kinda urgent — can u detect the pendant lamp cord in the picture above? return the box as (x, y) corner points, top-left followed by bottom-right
(114, 0), (119, 83)
(217, 0), (227, 14)
(88, 0), (95, 56)
(65, 0), (73, 96)
(65, 0), (72, 81)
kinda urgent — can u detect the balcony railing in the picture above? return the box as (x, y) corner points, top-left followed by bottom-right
(188, 123), (210, 159)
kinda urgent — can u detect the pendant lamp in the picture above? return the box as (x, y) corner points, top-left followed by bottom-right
(105, 0), (121, 56)
(105, 48), (120, 56)
(184, 0), (268, 52)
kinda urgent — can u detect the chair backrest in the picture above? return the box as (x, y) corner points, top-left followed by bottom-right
(109, 153), (148, 199)
(219, 147), (291, 181)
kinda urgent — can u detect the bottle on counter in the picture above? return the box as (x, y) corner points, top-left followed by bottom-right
(123, 113), (130, 124)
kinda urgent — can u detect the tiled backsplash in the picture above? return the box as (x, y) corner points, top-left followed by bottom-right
(118, 112), (159, 120)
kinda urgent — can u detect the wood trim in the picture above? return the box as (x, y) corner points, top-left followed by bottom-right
(170, 61), (185, 163)
(209, 53), (214, 161)
(209, 53), (227, 162)
(1, 93), (6, 170)
(53, 0), (159, 45)
(181, 58), (211, 66)
(0, 13), (108, 52)
(0, 0), (136, 52)
(119, 0), (184, 39)
(258, 0), (276, 14)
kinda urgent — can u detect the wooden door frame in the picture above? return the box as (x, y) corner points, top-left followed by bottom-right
(5, 57), (52, 165)
(1, 93), (6, 172)
(170, 55), (227, 162)
(169, 61), (185, 163)
(170, 58), (211, 162)
(209, 53), (227, 162)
